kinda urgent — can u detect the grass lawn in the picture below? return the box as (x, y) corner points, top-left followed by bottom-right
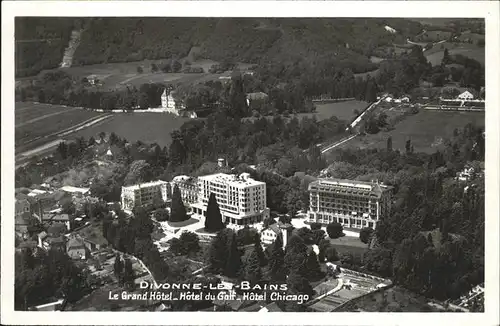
(72, 112), (189, 147)
(332, 110), (485, 154)
(168, 218), (199, 228)
(194, 227), (218, 235)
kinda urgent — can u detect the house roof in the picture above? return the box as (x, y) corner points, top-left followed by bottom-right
(67, 237), (86, 251)
(38, 231), (48, 239)
(46, 236), (65, 244)
(47, 223), (67, 236)
(48, 214), (70, 222)
(246, 92), (268, 101)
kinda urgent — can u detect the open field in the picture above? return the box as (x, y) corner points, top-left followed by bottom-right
(354, 69), (380, 80)
(15, 104), (104, 148)
(290, 100), (369, 122)
(27, 59), (254, 92)
(313, 100), (369, 121)
(331, 110), (485, 154)
(424, 42), (484, 66)
(72, 112), (189, 147)
(15, 102), (75, 125)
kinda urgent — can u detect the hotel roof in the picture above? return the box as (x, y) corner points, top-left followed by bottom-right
(199, 173), (264, 187)
(309, 178), (392, 197)
(60, 186), (90, 194)
(122, 180), (168, 191)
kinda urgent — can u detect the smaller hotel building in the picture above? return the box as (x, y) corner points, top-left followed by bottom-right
(191, 173), (269, 228)
(121, 180), (170, 213)
(171, 175), (198, 205)
(308, 178), (393, 229)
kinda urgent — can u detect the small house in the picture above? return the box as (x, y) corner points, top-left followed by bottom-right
(457, 90), (474, 101)
(67, 237), (88, 260)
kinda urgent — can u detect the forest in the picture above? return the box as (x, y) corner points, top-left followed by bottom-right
(16, 17), (424, 78)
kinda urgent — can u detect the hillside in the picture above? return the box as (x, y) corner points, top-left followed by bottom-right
(15, 17), (76, 77)
(15, 17), (424, 78)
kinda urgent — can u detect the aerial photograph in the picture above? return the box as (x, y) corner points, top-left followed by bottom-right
(13, 17), (485, 313)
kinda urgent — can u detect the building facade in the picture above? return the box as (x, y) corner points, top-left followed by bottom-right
(260, 222), (293, 249)
(191, 173), (269, 228)
(308, 178), (393, 229)
(171, 175), (198, 205)
(121, 180), (170, 213)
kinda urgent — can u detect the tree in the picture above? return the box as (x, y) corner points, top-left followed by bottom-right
(205, 193), (225, 232)
(207, 230), (228, 274)
(442, 48), (450, 64)
(224, 233), (241, 277)
(113, 254), (123, 278)
(137, 66), (143, 74)
(306, 251), (323, 280)
(310, 222), (322, 231)
(170, 184), (188, 223)
(284, 190), (304, 218)
(161, 63), (172, 73)
(326, 222), (344, 239)
(153, 208), (169, 222)
(123, 258), (135, 289)
(244, 249), (262, 284)
(268, 236), (286, 281)
(296, 227), (314, 244)
(172, 60), (182, 73)
(151, 63), (158, 73)
(285, 235), (308, 275)
(312, 229), (326, 245)
(359, 227), (373, 244)
(325, 246), (339, 262)
(287, 270), (314, 297)
(124, 160), (152, 185)
(253, 239), (267, 266)
(387, 136), (393, 151)
(170, 231), (200, 256)
(405, 139), (412, 154)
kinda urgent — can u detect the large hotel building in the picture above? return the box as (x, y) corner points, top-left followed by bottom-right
(121, 180), (170, 213)
(191, 173), (269, 228)
(308, 178), (393, 229)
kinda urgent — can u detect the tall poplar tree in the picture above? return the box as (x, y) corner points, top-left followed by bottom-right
(268, 236), (286, 282)
(205, 193), (225, 232)
(224, 233), (241, 277)
(245, 249), (262, 285)
(170, 184), (188, 222)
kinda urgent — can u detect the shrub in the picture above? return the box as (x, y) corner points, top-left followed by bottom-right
(326, 222), (344, 239)
(310, 222), (322, 230)
(359, 227), (373, 244)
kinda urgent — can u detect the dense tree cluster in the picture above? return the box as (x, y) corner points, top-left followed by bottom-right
(15, 247), (92, 310)
(323, 124), (485, 302)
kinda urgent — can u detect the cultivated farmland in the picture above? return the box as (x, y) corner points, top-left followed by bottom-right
(331, 110), (485, 154)
(15, 103), (104, 149)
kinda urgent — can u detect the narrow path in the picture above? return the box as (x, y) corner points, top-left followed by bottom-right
(321, 134), (358, 154)
(306, 278), (344, 307)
